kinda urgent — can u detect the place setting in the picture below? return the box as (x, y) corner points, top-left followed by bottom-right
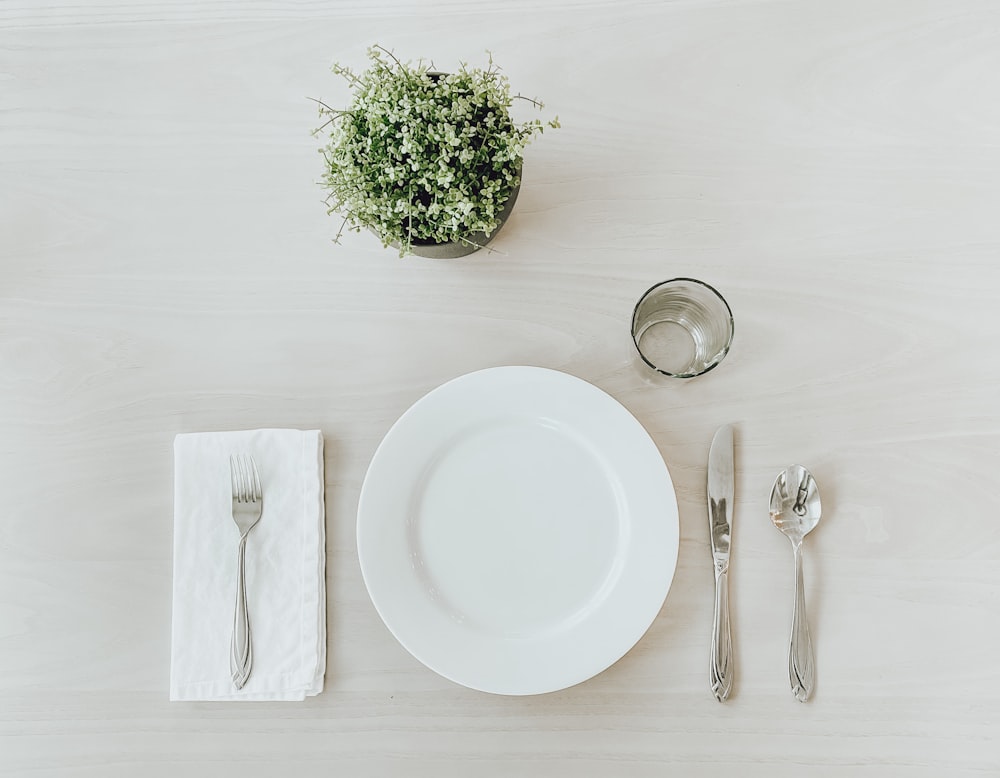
(168, 276), (824, 704)
(165, 45), (831, 706)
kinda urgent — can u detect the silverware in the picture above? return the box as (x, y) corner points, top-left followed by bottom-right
(769, 464), (821, 702)
(229, 452), (263, 690)
(707, 424), (735, 701)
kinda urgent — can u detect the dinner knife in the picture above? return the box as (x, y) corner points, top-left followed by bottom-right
(708, 424), (735, 701)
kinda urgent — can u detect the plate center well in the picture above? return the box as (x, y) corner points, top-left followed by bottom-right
(411, 417), (624, 638)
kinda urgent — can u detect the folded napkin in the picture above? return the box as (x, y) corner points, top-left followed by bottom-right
(170, 429), (326, 701)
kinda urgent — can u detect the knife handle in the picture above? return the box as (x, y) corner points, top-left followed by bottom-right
(710, 562), (734, 701)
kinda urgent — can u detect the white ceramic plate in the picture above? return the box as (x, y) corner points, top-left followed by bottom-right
(357, 366), (679, 695)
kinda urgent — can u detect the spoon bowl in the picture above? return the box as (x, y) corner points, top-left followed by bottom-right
(769, 464), (822, 702)
(769, 464), (821, 543)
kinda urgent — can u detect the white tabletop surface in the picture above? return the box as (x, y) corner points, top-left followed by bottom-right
(2, 1), (998, 775)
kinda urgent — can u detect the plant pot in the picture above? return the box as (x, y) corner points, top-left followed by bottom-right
(394, 178), (521, 259)
(321, 53), (554, 261)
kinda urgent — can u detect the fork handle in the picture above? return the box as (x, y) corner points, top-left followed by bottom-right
(230, 534), (252, 689)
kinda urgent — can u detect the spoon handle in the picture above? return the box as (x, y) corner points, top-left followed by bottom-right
(789, 542), (815, 701)
(710, 562), (734, 701)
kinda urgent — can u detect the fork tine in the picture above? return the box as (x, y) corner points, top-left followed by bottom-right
(248, 455), (261, 502)
(238, 452), (251, 504)
(229, 454), (240, 502)
(235, 452), (247, 504)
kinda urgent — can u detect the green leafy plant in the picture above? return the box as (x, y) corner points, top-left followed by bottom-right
(314, 45), (558, 256)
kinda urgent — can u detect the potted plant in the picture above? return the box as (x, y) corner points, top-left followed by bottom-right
(314, 46), (558, 258)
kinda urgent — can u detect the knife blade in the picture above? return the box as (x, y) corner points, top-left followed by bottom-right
(708, 424), (735, 701)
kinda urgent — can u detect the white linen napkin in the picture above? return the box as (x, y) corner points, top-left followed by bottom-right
(170, 429), (326, 701)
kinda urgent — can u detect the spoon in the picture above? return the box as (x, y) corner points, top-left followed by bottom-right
(769, 465), (821, 702)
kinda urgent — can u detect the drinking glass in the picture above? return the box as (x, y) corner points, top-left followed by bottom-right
(631, 278), (734, 380)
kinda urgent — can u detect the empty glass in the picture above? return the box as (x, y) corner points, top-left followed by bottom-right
(631, 278), (734, 379)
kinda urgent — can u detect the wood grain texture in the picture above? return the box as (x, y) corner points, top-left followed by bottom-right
(2, 0), (999, 774)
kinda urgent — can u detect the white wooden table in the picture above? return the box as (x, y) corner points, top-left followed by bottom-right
(2, 1), (998, 775)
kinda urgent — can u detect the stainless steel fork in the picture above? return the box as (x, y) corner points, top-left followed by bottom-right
(229, 452), (263, 689)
